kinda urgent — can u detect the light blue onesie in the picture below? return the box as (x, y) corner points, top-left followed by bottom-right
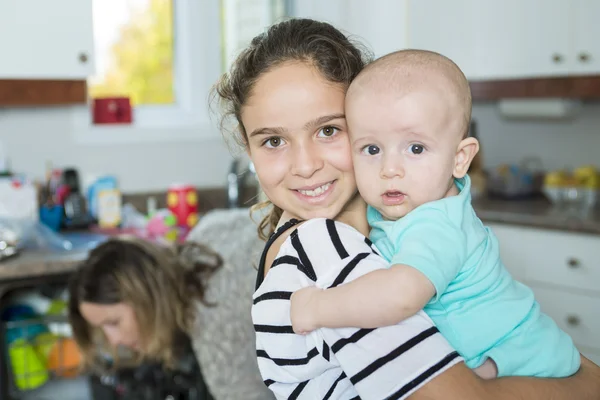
(367, 175), (580, 377)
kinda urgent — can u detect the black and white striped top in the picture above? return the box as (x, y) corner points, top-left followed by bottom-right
(252, 218), (462, 400)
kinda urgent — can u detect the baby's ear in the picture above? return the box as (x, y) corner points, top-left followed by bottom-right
(453, 137), (479, 178)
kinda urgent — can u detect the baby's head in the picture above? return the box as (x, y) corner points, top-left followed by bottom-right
(345, 49), (479, 220)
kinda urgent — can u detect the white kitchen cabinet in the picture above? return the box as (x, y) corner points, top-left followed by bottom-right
(0, 0), (94, 79)
(582, 347), (600, 367)
(571, 0), (600, 76)
(408, 0), (479, 79)
(489, 223), (600, 292)
(408, 0), (571, 80)
(473, 1), (571, 80)
(407, 0), (600, 80)
(488, 222), (600, 354)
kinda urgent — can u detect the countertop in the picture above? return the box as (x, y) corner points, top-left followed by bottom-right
(0, 197), (598, 283)
(0, 250), (87, 282)
(473, 197), (600, 235)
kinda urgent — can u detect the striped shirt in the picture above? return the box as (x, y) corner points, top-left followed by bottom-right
(252, 218), (462, 400)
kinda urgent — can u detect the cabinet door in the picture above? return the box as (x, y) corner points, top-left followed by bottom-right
(473, 0), (571, 80)
(0, 0), (94, 79)
(408, 0), (480, 80)
(571, 0), (600, 75)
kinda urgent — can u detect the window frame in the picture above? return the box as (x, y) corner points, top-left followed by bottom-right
(72, 0), (222, 145)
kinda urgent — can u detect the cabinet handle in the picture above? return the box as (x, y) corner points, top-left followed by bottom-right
(566, 315), (580, 327)
(552, 53), (563, 63)
(579, 53), (591, 63)
(78, 53), (89, 63)
(567, 258), (580, 269)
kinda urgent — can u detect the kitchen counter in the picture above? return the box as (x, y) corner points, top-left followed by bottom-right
(0, 196), (597, 283)
(0, 250), (87, 282)
(474, 197), (600, 235)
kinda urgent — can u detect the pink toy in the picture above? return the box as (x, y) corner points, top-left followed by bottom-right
(145, 209), (179, 243)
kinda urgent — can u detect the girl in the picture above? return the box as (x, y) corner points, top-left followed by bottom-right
(213, 17), (600, 399)
(69, 210), (275, 400)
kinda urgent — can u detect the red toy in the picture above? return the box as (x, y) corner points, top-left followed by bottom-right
(167, 184), (199, 228)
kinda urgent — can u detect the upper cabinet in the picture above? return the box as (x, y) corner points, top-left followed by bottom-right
(0, 0), (94, 80)
(571, 0), (600, 76)
(472, 0), (571, 80)
(408, 0), (600, 81)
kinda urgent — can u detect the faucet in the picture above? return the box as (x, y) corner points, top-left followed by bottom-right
(227, 158), (257, 208)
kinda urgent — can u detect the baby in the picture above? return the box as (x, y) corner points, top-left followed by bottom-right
(291, 49), (580, 379)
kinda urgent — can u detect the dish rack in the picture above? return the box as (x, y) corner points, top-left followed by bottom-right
(1, 314), (90, 400)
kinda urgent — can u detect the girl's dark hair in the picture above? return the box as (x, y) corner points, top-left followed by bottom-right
(68, 236), (222, 371)
(211, 18), (372, 240)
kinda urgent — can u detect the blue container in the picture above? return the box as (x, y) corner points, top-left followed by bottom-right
(39, 205), (63, 231)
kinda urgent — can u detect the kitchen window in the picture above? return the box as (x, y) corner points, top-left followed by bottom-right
(74, 0), (289, 145)
(88, 0), (176, 106)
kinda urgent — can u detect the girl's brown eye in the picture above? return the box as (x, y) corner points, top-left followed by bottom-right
(319, 126), (338, 137)
(265, 137), (282, 148)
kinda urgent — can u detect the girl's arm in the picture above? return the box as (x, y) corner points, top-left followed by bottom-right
(291, 264), (435, 333)
(411, 355), (600, 400)
(292, 210), (465, 334)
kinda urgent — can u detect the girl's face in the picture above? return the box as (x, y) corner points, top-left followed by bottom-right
(80, 301), (142, 351)
(242, 62), (358, 221)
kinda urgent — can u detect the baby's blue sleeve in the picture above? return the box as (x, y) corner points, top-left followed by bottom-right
(389, 209), (467, 303)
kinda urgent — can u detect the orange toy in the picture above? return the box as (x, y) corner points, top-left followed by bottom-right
(46, 337), (82, 378)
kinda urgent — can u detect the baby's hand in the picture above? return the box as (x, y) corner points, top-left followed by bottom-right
(290, 286), (322, 335)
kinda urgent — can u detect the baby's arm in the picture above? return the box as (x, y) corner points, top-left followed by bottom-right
(291, 210), (466, 333)
(292, 263), (435, 333)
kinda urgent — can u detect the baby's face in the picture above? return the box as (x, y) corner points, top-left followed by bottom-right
(346, 85), (464, 220)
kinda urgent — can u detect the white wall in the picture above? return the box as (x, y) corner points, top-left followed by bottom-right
(473, 102), (600, 171)
(293, 0), (408, 58)
(0, 107), (235, 192)
(2, 101), (599, 194)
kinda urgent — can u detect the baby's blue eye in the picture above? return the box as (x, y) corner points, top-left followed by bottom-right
(362, 145), (380, 155)
(409, 144), (425, 154)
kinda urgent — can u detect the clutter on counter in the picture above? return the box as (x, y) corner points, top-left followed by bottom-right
(543, 165), (599, 211)
(0, 163), (203, 263)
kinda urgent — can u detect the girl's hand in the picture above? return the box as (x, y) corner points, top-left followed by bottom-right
(290, 286), (323, 334)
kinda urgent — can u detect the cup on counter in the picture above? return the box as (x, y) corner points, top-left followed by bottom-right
(39, 205), (63, 232)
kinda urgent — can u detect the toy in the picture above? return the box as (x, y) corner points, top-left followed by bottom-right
(9, 338), (49, 390)
(146, 209), (179, 243)
(167, 184), (199, 228)
(47, 337), (82, 378)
